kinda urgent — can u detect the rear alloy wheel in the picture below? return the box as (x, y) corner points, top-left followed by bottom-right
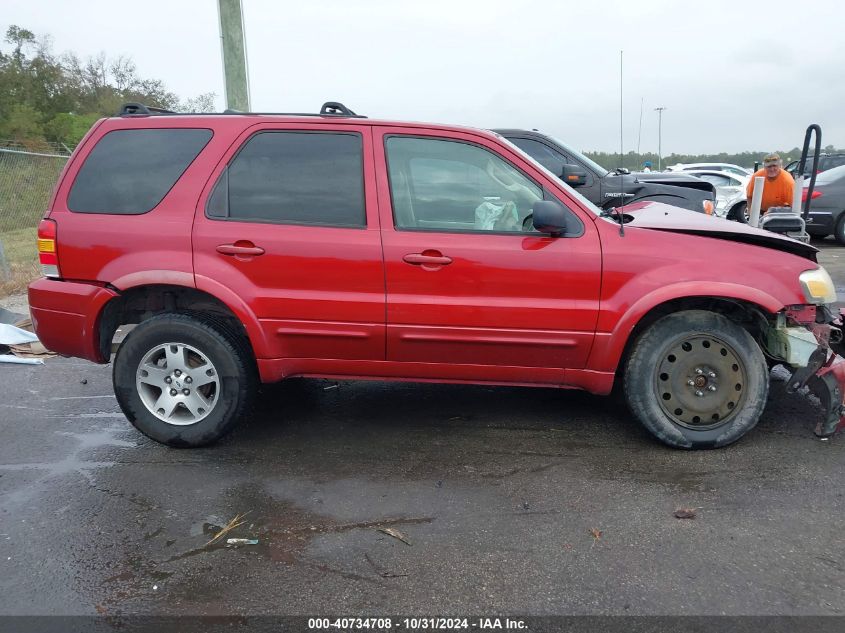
(113, 313), (256, 447)
(135, 343), (220, 425)
(624, 310), (768, 449)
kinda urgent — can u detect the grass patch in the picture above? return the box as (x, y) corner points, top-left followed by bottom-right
(0, 227), (39, 297)
(0, 150), (66, 298)
(0, 152), (66, 233)
(1, 226), (38, 266)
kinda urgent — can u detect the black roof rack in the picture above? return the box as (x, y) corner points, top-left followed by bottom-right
(117, 101), (365, 118)
(118, 102), (178, 116)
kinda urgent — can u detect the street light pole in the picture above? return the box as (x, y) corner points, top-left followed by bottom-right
(654, 106), (667, 170)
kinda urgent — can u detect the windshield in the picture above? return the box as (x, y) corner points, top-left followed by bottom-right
(497, 135), (603, 217)
(545, 135), (609, 177)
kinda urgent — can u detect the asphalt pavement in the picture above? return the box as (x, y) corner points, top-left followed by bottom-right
(0, 241), (844, 619)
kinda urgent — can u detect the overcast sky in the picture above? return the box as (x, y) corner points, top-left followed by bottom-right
(5, 0), (844, 155)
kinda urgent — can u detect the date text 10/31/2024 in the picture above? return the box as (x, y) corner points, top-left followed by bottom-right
(307, 617), (528, 630)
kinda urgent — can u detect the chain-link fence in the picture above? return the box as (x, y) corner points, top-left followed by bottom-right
(0, 145), (69, 296)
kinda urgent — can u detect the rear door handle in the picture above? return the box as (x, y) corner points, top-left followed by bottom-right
(216, 243), (266, 257)
(403, 253), (453, 266)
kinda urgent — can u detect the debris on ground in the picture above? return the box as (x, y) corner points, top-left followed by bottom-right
(674, 508), (697, 519)
(226, 538), (259, 545)
(323, 383), (339, 391)
(0, 319), (53, 364)
(378, 527), (412, 545)
(205, 512), (249, 546)
(588, 527), (602, 540)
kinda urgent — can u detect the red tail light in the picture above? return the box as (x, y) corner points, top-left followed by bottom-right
(801, 190), (823, 202)
(37, 219), (60, 278)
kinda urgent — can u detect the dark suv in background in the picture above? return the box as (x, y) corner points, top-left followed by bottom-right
(786, 153), (845, 177)
(496, 129), (716, 215)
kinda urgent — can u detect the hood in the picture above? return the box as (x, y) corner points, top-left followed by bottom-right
(631, 171), (716, 193)
(620, 201), (818, 260)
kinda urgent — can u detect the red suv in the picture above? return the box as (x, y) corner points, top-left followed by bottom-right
(27, 102), (845, 449)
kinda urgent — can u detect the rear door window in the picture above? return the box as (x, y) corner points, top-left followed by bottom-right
(206, 131), (365, 227)
(68, 128), (212, 214)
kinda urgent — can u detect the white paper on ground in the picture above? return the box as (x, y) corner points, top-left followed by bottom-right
(0, 323), (38, 346)
(0, 354), (44, 365)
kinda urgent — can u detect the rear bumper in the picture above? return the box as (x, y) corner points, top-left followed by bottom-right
(28, 278), (119, 363)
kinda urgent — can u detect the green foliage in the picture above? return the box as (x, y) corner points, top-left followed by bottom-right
(0, 24), (215, 146)
(43, 112), (100, 145)
(2, 104), (43, 139)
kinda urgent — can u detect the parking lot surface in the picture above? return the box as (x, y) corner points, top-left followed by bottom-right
(1, 242), (844, 617)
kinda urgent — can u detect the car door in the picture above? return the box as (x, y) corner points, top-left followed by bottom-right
(374, 127), (602, 380)
(192, 122), (385, 362)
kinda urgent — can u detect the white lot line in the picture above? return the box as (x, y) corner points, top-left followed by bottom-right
(50, 395), (115, 400)
(45, 413), (125, 419)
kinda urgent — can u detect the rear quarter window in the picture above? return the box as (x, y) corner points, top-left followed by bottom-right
(67, 128), (212, 214)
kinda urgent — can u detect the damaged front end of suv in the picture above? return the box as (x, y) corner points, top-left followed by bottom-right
(762, 286), (845, 439)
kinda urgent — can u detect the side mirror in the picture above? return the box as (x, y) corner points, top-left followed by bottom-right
(532, 200), (569, 236)
(560, 164), (588, 187)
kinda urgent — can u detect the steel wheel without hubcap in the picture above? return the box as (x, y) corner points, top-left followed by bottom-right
(655, 334), (747, 430)
(136, 342), (220, 425)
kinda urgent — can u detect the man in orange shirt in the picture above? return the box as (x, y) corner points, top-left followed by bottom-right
(746, 153), (795, 214)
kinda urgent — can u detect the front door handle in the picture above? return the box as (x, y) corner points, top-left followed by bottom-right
(403, 252), (453, 266)
(216, 243), (266, 257)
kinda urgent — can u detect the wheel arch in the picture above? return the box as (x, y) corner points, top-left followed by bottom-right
(589, 287), (781, 376)
(97, 283), (267, 363)
(616, 297), (772, 375)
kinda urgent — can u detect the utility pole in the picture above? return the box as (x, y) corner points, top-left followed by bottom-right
(654, 106), (667, 170)
(217, 0), (251, 111)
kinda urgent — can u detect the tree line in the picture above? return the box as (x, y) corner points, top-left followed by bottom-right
(0, 25), (214, 150)
(585, 148), (842, 172)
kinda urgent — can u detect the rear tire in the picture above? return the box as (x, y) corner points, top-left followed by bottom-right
(624, 310), (768, 449)
(113, 313), (257, 447)
(730, 202), (748, 223)
(834, 215), (845, 245)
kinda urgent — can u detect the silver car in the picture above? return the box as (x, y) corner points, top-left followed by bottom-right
(682, 169), (749, 222)
(667, 162), (752, 178)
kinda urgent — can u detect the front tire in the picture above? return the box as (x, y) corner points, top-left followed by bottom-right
(113, 313), (257, 447)
(624, 310), (768, 449)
